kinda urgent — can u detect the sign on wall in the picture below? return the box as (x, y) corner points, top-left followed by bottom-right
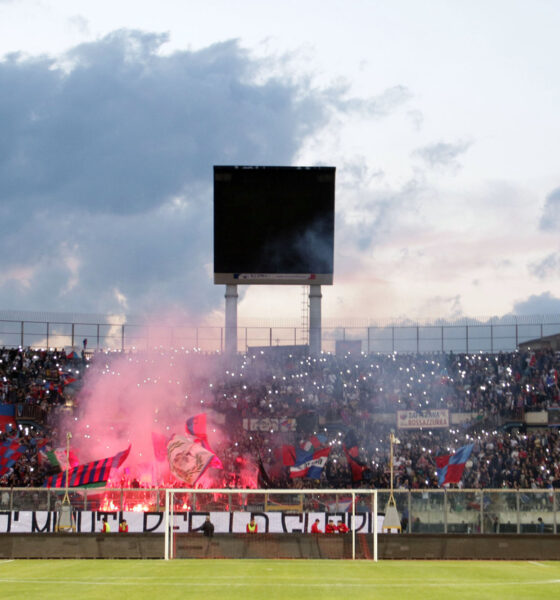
(242, 418), (296, 432)
(397, 409), (449, 429)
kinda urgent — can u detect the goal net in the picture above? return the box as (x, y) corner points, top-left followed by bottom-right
(164, 488), (378, 560)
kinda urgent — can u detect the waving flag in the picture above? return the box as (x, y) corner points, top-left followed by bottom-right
(436, 443), (474, 486)
(151, 431), (170, 461)
(281, 444), (297, 466)
(167, 434), (214, 485)
(185, 413), (223, 469)
(343, 430), (368, 482)
(46, 447), (79, 472)
(44, 445), (131, 488)
(60, 373), (77, 386)
(186, 414), (208, 438)
(0, 404), (15, 434)
(302, 433), (327, 452)
(257, 455), (274, 489)
(290, 446), (331, 479)
(0, 438), (27, 476)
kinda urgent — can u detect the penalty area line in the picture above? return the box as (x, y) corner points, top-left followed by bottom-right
(1, 579), (560, 589)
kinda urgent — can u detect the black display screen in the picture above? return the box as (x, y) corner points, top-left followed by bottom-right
(214, 166), (335, 285)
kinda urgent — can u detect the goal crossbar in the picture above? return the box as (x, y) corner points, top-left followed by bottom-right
(164, 488), (378, 561)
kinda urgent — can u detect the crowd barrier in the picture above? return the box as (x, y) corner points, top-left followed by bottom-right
(2, 488), (558, 534)
(0, 533), (558, 560)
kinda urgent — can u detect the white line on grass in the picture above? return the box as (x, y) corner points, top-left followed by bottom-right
(528, 561), (550, 567)
(1, 579), (560, 588)
(0, 561), (14, 565)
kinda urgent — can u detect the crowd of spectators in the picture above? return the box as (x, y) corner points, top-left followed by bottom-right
(205, 347), (560, 490)
(0, 347), (83, 487)
(1, 345), (560, 490)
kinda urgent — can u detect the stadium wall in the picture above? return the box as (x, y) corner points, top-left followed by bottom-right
(1, 534), (560, 560)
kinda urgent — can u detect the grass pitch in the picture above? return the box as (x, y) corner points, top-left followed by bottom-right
(1, 559), (559, 600)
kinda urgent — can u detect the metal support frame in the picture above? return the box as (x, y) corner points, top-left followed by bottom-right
(224, 284), (238, 357)
(309, 285), (322, 354)
(164, 488), (378, 562)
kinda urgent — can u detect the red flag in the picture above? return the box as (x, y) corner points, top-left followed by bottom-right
(151, 432), (169, 461)
(185, 414), (223, 469)
(282, 445), (297, 466)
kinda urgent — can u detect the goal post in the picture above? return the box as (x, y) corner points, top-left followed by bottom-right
(164, 488), (378, 561)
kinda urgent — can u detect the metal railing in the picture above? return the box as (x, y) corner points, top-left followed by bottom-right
(1, 314), (560, 354)
(1, 488), (557, 534)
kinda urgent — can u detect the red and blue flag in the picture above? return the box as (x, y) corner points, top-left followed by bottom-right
(289, 446), (331, 479)
(0, 438), (27, 476)
(343, 430), (368, 482)
(43, 445), (131, 488)
(436, 443), (474, 486)
(0, 404), (15, 434)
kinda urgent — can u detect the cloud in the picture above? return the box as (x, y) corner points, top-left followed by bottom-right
(1, 31), (332, 216)
(412, 140), (472, 171)
(406, 109), (424, 131)
(529, 253), (560, 279)
(416, 295), (463, 321)
(331, 84), (412, 117)
(0, 29), (403, 319)
(337, 177), (425, 252)
(68, 15), (90, 36)
(513, 291), (560, 315)
(539, 186), (560, 230)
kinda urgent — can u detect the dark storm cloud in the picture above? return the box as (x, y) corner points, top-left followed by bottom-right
(1, 31), (328, 215)
(539, 187), (560, 231)
(513, 292), (560, 315)
(0, 29), (404, 317)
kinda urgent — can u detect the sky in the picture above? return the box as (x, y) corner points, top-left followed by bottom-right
(1, 0), (560, 327)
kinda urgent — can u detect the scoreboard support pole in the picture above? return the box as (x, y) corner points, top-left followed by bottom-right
(309, 284), (322, 355)
(225, 284), (238, 356)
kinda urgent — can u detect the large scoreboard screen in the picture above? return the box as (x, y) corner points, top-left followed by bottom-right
(214, 166), (335, 285)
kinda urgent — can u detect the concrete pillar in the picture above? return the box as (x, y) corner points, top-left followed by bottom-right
(225, 284), (238, 356)
(309, 285), (322, 355)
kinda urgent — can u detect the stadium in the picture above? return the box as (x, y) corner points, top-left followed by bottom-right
(2, 167), (560, 597)
(1, 315), (560, 596)
(3, 3), (560, 598)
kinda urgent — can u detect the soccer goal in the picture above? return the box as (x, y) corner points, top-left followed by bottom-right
(164, 488), (378, 561)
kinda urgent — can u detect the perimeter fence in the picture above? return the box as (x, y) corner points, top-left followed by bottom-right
(2, 487), (558, 535)
(0, 311), (559, 354)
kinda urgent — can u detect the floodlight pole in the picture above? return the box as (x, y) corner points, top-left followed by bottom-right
(309, 285), (322, 354)
(224, 284), (238, 356)
(382, 433), (402, 532)
(63, 432), (71, 505)
(389, 432), (395, 505)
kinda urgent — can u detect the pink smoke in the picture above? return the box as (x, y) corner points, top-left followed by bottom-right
(60, 341), (226, 487)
